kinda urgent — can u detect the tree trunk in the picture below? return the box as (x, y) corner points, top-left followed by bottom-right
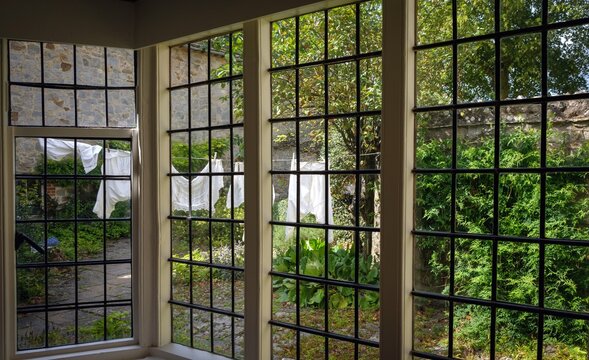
(500, 61), (509, 100)
(359, 155), (377, 258)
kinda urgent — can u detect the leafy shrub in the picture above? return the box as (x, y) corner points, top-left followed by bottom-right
(272, 234), (380, 310)
(416, 124), (589, 353)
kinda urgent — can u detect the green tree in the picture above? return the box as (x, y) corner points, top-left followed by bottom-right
(271, 1), (383, 257)
(417, 0), (589, 102)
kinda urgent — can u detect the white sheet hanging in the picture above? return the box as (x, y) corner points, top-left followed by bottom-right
(43, 138), (103, 173)
(285, 157), (334, 241)
(226, 162), (245, 208)
(43, 137), (228, 218)
(171, 159), (225, 212)
(93, 149), (131, 218)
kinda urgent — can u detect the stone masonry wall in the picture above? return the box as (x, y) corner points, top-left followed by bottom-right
(170, 45), (231, 130)
(10, 41), (135, 128)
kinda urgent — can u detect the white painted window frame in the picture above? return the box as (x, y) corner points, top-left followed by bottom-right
(0, 39), (145, 360)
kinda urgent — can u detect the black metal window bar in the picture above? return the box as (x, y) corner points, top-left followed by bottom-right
(168, 31), (245, 359)
(14, 137), (133, 350)
(413, 0), (589, 358)
(269, 1), (382, 358)
(8, 40), (137, 128)
(9, 40), (136, 351)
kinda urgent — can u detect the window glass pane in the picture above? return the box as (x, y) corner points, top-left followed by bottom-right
(171, 44), (190, 87)
(210, 35), (230, 80)
(501, 0), (542, 31)
(415, 111), (453, 169)
(413, 297), (449, 356)
(456, 107), (494, 169)
(500, 104), (541, 168)
(417, 0), (452, 45)
(10, 41), (42, 83)
(271, 70), (296, 118)
(414, 4), (589, 358)
(169, 31), (244, 358)
(458, 40), (495, 103)
(9, 40), (136, 128)
(416, 46), (453, 106)
(543, 316), (589, 359)
(547, 99), (589, 167)
(414, 236), (450, 294)
(328, 5), (356, 59)
(272, 18), (296, 68)
(500, 34), (542, 100)
(271, 3), (381, 356)
(453, 303), (491, 359)
(548, 25), (589, 96)
(107, 48), (135, 87)
(44, 43), (74, 84)
(10, 85), (42, 126)
(496, 309), (538, 358)
(108, 90), (136, 128)
(457, 0), (494, 38)
(360, 0), (383, 53)
(299, 12), (325, 63)
(45, 89), (76, 126)
(15, 138), (133, 350)
(549, 0), (589, 23)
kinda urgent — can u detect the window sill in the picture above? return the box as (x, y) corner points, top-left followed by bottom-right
(15, 343), (147, 360)
(149, 344), (231, 360)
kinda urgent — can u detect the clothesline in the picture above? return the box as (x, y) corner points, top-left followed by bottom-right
(272, 153), (380, 161)
(173, 153), (379, 161)
(43, 139), (245, 219)
(173, 152), (220, 161)
(43, 141), (335, 232)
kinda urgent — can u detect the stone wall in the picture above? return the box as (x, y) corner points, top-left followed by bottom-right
(170, 45), (231, 130)
(169, 45), (240, 171)
(420, 100), (589, 149)
(9, 41), (135, 127)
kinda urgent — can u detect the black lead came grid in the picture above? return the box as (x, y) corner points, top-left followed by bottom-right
(8, 40), (137, 351)
(168, 31), (245, 359)
(269, 1), (382, 359)
(413, 0), (589, 359)
(14, 138), (133, 350)
(8, 40), (137, 128)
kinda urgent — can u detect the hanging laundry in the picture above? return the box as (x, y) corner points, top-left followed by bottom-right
(43, 138), (103, 173)
(93, 149), (132, 218)
(171, 159), (225, 212)
(226, 162), (245, 208)
(285, 156), (334, 241)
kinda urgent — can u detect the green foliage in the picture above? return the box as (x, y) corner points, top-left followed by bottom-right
(272, 234), (379, 310)
(171, 251), (209, 283)
(417, 0), (589, 102)
(78, 311), (131, 341)
(416, 125), (589, 353)
(171, 137), (230, 174)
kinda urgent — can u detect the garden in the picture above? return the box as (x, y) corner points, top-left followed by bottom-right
(15, 139), (132, 349)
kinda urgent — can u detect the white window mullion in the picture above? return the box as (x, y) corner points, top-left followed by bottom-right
(243, 18), (273, 360)
(380, 0), (413, 358)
